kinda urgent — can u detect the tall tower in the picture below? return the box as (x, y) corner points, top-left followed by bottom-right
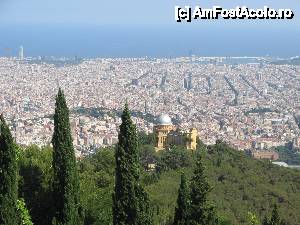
(19, 46), (24, 60)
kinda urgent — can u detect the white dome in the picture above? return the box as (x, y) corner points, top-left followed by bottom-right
(158, 114), (172, 125)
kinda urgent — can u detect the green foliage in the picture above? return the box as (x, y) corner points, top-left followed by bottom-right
(18, 145), (53, 225)
(156, 147), (192, 173)
(0, 115), (20, 225)
(173, 173), (190, 225)
(208, 143), (300, 225)
(138, 131), (155, 146)
(21, 146), (115, 225)
(263, 204), (286, 225)
(79, 148), (115, 225)
(51, 89), (83, 225)
(269, 205), (281, 225)
(146, 142), (300, 225)
(113, 103), (153, 225)
(17, 198), (33, 225)
(189, 152), (217, 225)
(139, 144), (157, 170)
(275, 146), (300, 165)
(247, 212), (259, 225)
(16, 130), (300, 225)
(262, 217), (269, 225)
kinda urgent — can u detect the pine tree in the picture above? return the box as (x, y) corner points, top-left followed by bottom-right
(269, 205), (281, 225)
(0, 114), (19, 225)
(189, 152), (216, 225)
(262, 204), (284, 225)
(173, 173), (190, 225)
(52, 89), (83, 225)
(113, 103), (153, 225)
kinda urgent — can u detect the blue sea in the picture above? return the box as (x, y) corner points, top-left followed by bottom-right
(0, 24), (299, 58)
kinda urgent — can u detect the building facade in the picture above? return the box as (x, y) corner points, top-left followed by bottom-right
(292, 137), (300, 152)
(154, 114), (198, 151)
(249, 150), (279, 160)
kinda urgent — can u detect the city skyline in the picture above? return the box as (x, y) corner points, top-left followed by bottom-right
(1, 56), (300, 158)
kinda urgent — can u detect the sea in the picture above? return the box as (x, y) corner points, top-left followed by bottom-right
(0, 24), (299, 58)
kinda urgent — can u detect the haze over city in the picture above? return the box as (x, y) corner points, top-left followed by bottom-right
(0, 0), (299, 57)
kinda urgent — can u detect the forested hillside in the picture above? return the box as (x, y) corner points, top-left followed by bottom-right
(18, 140), (300, 225)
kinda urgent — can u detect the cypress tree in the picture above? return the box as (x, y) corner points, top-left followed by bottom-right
(113, 103), (153, 225)
(189, 153), (217, 225)
(269, 205), (282, 225)
(0, 114), (19, 225)
(52, 89), (82, 225)
(135, 185), (153, 225)
(173, 173), (190, 225)
(262, 204), (284, 225)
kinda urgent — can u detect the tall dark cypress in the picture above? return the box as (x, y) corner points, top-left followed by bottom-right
(113, 103), (153, 225)
(262, 204), (284, 225)
(173, 173), (190, 225)
(0, 114), (19, 225)
(52, 89), (82, 225)
(269, 204), (282, 225)
(189, 153), (217, 225)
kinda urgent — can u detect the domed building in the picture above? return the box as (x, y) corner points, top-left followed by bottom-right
(154, 114), (198, 151)
(157, 114), (173, 125)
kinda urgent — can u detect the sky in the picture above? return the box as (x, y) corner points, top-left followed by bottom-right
(0, 0), (299, 57)
(0, 0), (299, 26)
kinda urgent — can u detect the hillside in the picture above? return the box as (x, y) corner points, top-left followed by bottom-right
(146, 143), (300, 225)
(18, 142), (300, 225)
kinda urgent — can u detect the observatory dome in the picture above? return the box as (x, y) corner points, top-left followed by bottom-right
(158, 114), (172, 125)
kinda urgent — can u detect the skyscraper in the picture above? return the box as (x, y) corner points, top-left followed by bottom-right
(19, 46), (24, 60)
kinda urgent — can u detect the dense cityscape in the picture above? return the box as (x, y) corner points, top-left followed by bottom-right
(1, 1), (300, 225)
(1, 55), (300, 158)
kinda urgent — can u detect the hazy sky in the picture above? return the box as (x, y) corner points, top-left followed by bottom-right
(0, 0), (299, 57)
(0, 0), (299, 26)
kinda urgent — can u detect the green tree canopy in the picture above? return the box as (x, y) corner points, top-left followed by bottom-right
(17, 198), (33, 225)
(113, 103), (153, 225)
(52, 89), (83, 225)
(173, 173), (190, 225)
(189, 152), (217, 225)
(0, 114), (20, 225)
